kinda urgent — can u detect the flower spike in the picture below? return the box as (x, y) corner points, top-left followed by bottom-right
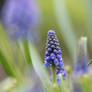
(74, 37), (89, 74)
(44, 30), (67, 84)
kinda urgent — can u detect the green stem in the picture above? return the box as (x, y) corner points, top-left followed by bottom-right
(52, 64), (57, 92)
(52, 64), (56, 85)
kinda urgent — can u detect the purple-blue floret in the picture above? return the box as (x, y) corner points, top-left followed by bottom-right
(44, 30), (67, 83)
(74, 57), (89, 74)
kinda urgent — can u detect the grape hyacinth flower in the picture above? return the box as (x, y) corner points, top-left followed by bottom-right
(1, 0), (40, 40)
(72, 37), (89, 92)
(74, 37), (89, 74)
(44, 30), (67, 85)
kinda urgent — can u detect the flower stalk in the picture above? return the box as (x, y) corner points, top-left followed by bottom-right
(52, 64), (56, 85)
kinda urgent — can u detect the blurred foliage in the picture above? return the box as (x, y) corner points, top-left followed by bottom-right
(0, 0), (92, 92)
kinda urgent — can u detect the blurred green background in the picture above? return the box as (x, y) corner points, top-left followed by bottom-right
(0, 0), (92, 67)
(0, 0), (92, 88)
